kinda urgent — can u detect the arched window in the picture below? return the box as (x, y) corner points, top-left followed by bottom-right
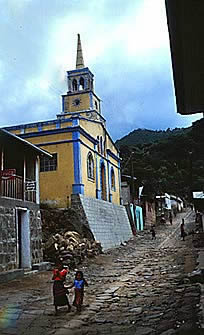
(100, 136), (103, 155)
(95, 101), (98, 110)
(97, 136), (100, 153)
(72, 79), (78, 91)
(87, 152), (94, 180)
(79, 77), (84, 90)
(111, 167), (115, 190)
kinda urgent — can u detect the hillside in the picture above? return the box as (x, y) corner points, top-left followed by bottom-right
(115, 127), (190, 147)
(116, 120), (204, 199)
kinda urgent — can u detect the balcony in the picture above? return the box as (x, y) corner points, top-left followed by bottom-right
(0, 173), (36, 203)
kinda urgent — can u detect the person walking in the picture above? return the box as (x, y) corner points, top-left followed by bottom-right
(150, 226), (156, 240)
(169, 211), (173, 225)
(180, 218), (186, 241)
(69, 270), (88, 312)
(52, 260), (71, 315)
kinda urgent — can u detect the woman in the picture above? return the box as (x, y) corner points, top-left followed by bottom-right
(52, 260), (71, 315)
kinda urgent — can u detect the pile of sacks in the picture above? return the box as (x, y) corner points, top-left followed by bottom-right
(44, 231), (103, 268)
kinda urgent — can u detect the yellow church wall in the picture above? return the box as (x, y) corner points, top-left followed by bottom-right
(80, 142), (96, 198)
(80, 119), (103, 139)
(39, 142), (74, 208)
(64, 93), (90, 113)
(24, 132), (72, 146)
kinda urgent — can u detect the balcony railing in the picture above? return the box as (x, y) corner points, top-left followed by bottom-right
(0, 175), (36, 203)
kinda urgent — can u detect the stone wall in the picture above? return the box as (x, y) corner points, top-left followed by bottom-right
(30, 210), (43, 265)
(0, 202), (43, 273)
(0, 207), (16, 272)
(71, 194), (133, 249)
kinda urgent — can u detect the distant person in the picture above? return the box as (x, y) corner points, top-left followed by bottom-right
(52, 260), (71, 315)
(68, 270), (88, 312)
(173, 208), (177, 218)
(169, 212), (173, 225)
(150, 226), (156, 240)
(160, 215), (166, 224)
(180, 218), (186, 241)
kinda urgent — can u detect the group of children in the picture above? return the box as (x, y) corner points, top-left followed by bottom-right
(52, 260), (88, 315)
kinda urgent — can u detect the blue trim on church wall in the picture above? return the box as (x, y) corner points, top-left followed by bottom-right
(38, 124), (42, 132)
(72, 129), (84, 195)
(18, 126), (98, 145)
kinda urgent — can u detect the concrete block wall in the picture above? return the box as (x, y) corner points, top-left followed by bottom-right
(71, 194), (133, 249)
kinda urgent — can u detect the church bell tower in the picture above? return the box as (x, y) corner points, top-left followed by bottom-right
(61, 34), (101, 115)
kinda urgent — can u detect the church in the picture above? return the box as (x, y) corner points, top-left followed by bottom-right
(5, 35), (122, 208)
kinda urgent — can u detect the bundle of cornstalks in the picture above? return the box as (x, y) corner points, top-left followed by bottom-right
(43, 231), (102, 268)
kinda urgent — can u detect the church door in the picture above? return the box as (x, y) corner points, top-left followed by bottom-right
(101, 163), (106, 201)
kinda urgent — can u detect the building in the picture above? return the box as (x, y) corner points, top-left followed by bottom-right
(5, 35), (121, 209)
(165, 0), (204, 115)
(0, 129), (51, 280)
(4, 35), (133, 250)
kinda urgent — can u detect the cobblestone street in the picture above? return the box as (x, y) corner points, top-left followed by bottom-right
(0, 209), (203, 335)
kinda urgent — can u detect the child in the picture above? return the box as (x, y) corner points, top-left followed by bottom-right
(69, 270), (88, 312)
(52, 260), (71, 315)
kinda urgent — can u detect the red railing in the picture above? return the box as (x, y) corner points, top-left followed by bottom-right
(0, 175), (36, 203)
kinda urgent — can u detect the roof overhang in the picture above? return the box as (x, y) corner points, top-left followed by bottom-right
(165, 0), (204, 115)
(0, 129), (52, 158)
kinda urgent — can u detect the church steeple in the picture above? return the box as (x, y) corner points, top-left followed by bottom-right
(76, 34), (84, 69)
(60, 35), (102, 116)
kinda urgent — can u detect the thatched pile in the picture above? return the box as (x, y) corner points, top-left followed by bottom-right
(43, 231), (102, 268)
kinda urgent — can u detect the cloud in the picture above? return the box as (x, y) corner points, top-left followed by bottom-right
(0, 0), (202, 140)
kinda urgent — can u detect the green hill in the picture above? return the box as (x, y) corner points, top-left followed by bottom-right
(115, 127), (190, 147)
(116, 120), (204, 199)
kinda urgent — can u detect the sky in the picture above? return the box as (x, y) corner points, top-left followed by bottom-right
(0, 0), (202, 141)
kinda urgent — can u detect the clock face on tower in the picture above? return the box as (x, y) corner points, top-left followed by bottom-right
(72, 98), (81, 106)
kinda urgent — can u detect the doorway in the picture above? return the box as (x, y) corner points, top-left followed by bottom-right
(16, 209), (31, 269)
(101, 163), (106, 201)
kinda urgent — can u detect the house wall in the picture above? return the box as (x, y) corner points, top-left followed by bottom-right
(145, 201), (156, 227)
(0, 199), (43, 273)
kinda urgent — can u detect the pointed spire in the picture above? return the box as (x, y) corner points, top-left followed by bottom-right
(76, 34), (84, 69)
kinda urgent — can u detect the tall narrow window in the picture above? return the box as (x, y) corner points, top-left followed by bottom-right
(97, 136), (100, 153)
(111, 167), (115, 191)
(87, 152), (94, 180)
(72, 79), (78, 91)
(100, 136), (104, 155)
(40, 153), (57, 172)
(79, 77), (84, 90)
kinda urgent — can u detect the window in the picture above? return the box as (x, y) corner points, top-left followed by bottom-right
(100, 136), (104, 155)
(40, 153), (57, 172)
(97, 136), (100, 153)
(79, 77), (84, 90)
(87, 152), (94, 180)
(95, 101), (98, 110)
(72, 79), (78, 91)
(111, 167), (115, 191)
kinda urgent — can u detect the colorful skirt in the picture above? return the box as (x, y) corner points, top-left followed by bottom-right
(53, 281), (69, 307)
(73, 288), (84, 308)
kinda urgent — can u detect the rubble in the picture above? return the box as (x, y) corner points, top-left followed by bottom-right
(43, 231), (103, 268)
(41, 208), (102, 268)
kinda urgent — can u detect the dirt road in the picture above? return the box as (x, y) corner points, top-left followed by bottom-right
(0, 209), (202, 335)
